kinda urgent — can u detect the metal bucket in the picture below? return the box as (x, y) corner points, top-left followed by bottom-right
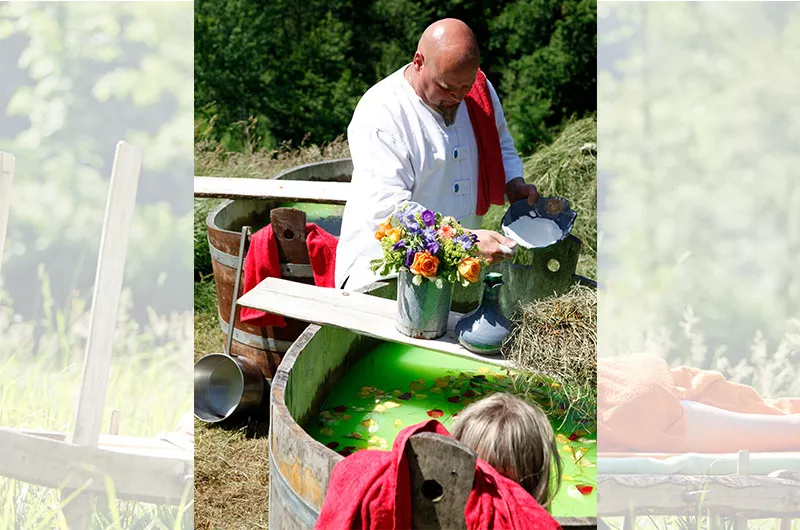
(205, 158), (351, 379)
(194, 353), (265, 423)
(395, 270), (455, 339)
(498, 197), (583, 315)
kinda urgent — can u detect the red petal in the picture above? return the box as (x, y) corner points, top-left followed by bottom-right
(326, 442), (339, 450)
(576, 485), (593, 495)
(462, 390), (475, 398)
(427, 409), (444, 418)
(447, 396), (461, 403)
(333, 405), (347, 413)
(568, 433), (579, 441)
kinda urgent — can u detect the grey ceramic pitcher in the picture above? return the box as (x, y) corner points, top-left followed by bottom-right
(455, 272), (512, 355)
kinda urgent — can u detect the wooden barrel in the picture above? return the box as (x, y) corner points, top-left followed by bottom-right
(268, 280), (597, 529)
(206, 159), (352, 379)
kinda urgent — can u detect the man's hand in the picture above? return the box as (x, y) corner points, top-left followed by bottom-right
(505, 177), (539, 206)
(469, 229), (517, 264)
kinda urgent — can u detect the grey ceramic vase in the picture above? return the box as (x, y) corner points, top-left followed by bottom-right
(455, 272), (512, 355)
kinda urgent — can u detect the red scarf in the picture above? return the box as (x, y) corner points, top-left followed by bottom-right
(465, 69), (506, 216)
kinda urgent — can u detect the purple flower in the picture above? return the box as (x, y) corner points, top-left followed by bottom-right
(393, 240), (406, 251)
(405, 249), (416, 268)
(407, 223), (423, 236)
(421, 209), (435, 227)
(425, 240), (440, 255)
(422, 227), (437, 241)
(456, 233), (474, 250)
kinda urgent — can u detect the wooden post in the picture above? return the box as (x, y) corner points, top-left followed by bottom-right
(0, 151), (15, 274)
(406, 432), (477, 530)
(64, 142), (142, 528)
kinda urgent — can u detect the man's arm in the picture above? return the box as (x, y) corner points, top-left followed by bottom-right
(680, 400), (800, 452)
(347, 122), (415, 230)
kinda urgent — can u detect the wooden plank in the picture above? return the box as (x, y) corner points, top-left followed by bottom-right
(20, 430), (190, 460)
(0, 428), (191, 504)
(70, 142), (142, 449)
(0, 151), (14, 272)
(237, 277), (510, 367)
(194, 176), (350, 203)
(597, 476), (800, 516)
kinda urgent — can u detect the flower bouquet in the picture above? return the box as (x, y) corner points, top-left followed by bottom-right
(370, 203), (483, 339)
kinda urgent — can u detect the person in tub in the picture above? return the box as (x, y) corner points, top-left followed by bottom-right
(599, 354), (800, 453)
(335, 18), (538, 290)
(316, 392), (563, 529)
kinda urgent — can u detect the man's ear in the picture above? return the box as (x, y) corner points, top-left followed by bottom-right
(413, 51), (425, 69)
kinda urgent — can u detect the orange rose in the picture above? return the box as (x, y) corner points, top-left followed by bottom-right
(410, 251), (439, 278)
(458, 257), (481, 283)
(386, 227), (402, 243)
(437, 225), (455, 239)
(374, 218), (393, 240)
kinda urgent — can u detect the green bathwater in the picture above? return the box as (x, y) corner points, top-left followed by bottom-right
(277, 201), (344, 236)
(306, 343), (596, 518)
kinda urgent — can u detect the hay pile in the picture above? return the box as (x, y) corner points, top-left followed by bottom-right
(503, 284), (597, 429)
(482, 116), (597, 279)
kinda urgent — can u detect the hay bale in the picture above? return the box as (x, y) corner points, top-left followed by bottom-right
(482, 116), (597, 279)
(503, 284), (597, 428)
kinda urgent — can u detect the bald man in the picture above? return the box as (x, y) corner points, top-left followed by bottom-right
(335, 19), (538, 290)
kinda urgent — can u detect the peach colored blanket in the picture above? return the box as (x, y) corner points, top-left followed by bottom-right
(598, 354), (800, 452)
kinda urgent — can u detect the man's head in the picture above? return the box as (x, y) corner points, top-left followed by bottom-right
(409, 19), (480, 114)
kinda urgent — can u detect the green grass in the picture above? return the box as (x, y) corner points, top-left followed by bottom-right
(0, 282), (193, 529)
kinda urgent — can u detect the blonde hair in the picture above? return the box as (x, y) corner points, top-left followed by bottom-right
(450, 392), (562, 508)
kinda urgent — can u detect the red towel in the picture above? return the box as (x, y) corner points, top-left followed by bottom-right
(240, 223), (337, 328)
(465, 69), (506, 216)
(315, 420), (560, 530)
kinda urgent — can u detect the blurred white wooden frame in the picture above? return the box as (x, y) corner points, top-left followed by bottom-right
(0, 143), (192, 528)
(195, 175), (350, 203)
(0, 151), (14, 273)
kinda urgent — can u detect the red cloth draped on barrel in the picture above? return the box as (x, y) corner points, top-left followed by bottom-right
(240, 223), (337, 327)
(315, 419), (560, 530)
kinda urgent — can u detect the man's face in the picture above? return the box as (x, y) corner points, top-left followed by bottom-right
(414, 53), (478, 113)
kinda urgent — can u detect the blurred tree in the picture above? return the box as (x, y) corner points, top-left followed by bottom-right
(598, 2), (800, 366)
(0, 3), (193, 323)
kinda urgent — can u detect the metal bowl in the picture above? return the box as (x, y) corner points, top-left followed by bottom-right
(194, 353), (265, 423)
(501, 196), (577, 250)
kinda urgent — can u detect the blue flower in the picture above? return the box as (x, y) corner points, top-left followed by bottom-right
(393, 240), (406, 251)
(421, 209), (435, 227)
(425, 240), (440, 255)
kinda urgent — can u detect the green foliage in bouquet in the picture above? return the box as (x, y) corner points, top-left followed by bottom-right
(370, 203), (483, 288)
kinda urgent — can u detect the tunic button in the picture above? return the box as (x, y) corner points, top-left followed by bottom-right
(453, 149), (459, 159)
(453, 183), (460, 193)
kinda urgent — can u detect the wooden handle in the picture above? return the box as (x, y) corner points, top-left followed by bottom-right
(70, 142), (142, 448)
(270, 207), (309, 265)
(407, 432), (477, 530)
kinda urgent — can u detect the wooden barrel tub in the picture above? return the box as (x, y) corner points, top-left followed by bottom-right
(267, 280), (597, 529)
(206, 159), (352, 379)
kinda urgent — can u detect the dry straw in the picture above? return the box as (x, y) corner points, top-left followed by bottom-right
(504, 284), (597, 429)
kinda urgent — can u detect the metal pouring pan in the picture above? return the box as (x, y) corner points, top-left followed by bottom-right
(194, 226), (265, 423)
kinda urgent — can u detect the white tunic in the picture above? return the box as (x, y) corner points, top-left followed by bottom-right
(335, 65), (523, 289)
